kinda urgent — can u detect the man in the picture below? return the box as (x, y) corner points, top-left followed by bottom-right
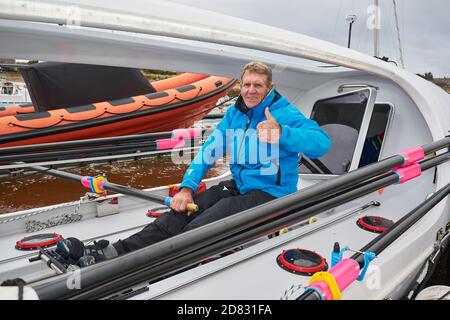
(58, 61), (331, 266)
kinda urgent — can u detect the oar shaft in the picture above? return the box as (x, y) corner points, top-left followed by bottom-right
(354, 182), (450, 265)
(0, 141), (159, 162)
(0, 127), (203, 155)
(30, 165), (198, 212)
(296, 153), (450, 300)
(0, 131), (172, 155)
(30, 142), (450, 299)
(53, 151), (450, 300)
(297, 182), (450, 301)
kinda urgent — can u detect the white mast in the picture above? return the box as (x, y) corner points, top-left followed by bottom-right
(373, 0), (380, 57)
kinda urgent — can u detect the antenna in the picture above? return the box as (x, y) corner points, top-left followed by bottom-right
(346, 14), (357, 48)
(392, 0), (405, 68)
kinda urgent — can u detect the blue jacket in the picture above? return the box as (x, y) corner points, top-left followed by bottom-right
(180, 89), (331, 198)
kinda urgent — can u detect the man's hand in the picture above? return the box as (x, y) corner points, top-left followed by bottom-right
(257, 108), (281, 143)
(170, 187), (195, 214)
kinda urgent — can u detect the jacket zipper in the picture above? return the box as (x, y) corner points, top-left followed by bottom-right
(276, 162), (281, 185)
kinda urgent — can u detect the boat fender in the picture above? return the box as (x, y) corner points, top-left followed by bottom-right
(81, 176), (106, 194)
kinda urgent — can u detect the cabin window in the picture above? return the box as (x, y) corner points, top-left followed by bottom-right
(358, 103), (392, 168)
(299, 88), (377, 175)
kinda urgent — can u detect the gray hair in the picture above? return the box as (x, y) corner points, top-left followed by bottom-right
(240, 61), (272, 85)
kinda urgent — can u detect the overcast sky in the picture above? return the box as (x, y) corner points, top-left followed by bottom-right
(170, 0), (449, 78)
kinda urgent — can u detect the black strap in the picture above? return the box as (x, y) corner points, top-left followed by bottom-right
(1, 278), (27, 300)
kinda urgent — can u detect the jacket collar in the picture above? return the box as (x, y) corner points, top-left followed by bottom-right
(235, 88), (281, 117)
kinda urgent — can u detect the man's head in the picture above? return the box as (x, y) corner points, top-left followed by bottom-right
(240, 61), (273, 109)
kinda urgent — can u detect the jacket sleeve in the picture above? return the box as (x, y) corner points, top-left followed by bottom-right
(278, 106), (331, 158)
(179, 111), (231, 192)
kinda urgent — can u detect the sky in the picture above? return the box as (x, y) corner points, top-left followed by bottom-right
(170, 0), (449, 78)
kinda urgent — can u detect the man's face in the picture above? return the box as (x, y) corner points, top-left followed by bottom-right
(241, 71), (272, 109)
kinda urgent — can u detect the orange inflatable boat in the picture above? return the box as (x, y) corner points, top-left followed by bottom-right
(0, 63), (236, 147)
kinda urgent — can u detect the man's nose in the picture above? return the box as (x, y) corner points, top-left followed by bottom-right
(248, 85), (257, 93)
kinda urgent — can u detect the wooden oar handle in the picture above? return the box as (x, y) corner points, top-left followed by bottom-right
(186, 203), (199, 213)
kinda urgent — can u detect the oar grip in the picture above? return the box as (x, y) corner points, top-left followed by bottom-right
(186, 203), (199, 213)
(163, 197), (198, 213)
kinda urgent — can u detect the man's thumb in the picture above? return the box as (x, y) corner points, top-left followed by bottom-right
(265, 107), (275, 121)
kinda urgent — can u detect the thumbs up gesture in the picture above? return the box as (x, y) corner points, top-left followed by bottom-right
(257, 108), (281, 143)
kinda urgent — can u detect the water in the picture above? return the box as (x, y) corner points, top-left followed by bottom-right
(0, 153), (229, 214)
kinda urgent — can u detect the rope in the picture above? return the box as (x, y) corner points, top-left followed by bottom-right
(172, 86), (203, 102)
(8, 116), (65, 129)
(61, 109), (107, 122)
(1, 278), (26, 300)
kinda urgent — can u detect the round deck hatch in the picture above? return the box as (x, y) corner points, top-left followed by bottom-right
(357, 215), (394, 233)
(15, 233), (63, 250)
(277, 248), (328, 275)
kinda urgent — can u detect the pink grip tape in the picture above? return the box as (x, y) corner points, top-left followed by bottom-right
(395, 163), (422, 184)
(81, 176), (91, 188)
(172, 128), (202, 140)
(400, 147), (425, 167)
(156, 138), (186, 150)
(309, 259), (360, 300)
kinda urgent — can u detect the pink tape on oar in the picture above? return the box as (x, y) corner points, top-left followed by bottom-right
(81, 176), (106, 193)
(172, 128), (202, 140)
(394, 146), (425, 169)
(81, 176), (91, 189)
(395, 163), (422, 184)
(156, 138), (186, 150)
(308, 259), (360, 300)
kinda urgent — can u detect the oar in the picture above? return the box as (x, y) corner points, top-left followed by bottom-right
(298, 181), (450, 300)
(0, 128), (202, 156)
(30, 145), (450, 299)
(0, 131), (173, 155)
(30, 165), (198, 213)
(0, 139), (188, 163)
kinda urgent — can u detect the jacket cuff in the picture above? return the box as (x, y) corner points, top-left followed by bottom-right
(180, 180), (198, 193)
